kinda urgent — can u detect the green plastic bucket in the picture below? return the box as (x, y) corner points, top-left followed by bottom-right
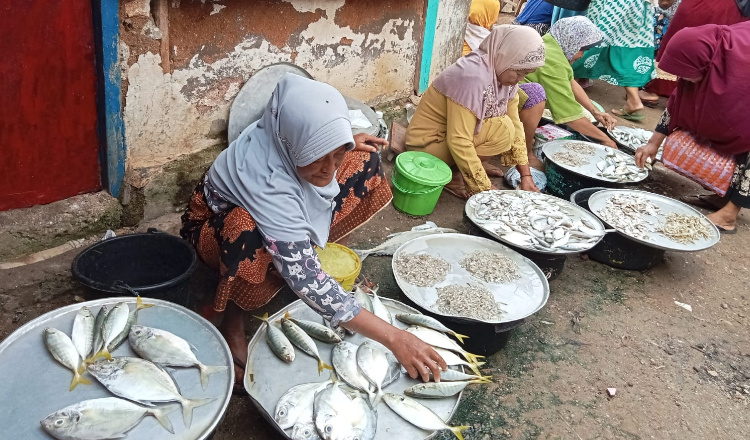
(393, 152), (452, 192)
(392, 180), (444, 216)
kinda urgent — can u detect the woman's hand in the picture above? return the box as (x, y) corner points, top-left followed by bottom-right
(635, 141), (660, 168)
(593, 110), (617, 130)
(519, 175), (540, 192)
(387, 329), (448, 382)
(353, 133), (388, 153)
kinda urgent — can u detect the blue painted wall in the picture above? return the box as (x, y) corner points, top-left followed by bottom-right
(418, 0), (440, 94)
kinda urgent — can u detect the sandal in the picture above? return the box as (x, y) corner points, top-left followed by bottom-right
(714, 224), (738, 235)
(232, 356), (249, 396)
(612, 108), (645, 121)
(637, 90), (659, 108)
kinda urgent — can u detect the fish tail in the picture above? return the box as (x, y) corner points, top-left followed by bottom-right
(284, 310), (291, 319)
(478, 374), (493, 383)
(136, 295), (154, 310)
(150, 405), (177, 434)
(318, 360), (334, 375)
(198, 364), (229, 389)
(468, 363), (484, 377)
(464, 352), (484, 363)
(451, 425), (470, 440)
(451, 332), (470, 344)
(69, 371), (91, 391)
(252, 312), (269, 323)
(181, 397), (216, 429)
(92, 348), (112, 361)
(372, 388), (384, 407)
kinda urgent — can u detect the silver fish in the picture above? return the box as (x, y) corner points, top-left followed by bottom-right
(87, 357), (214, 428)
(367, 286), (392, 325)
(352, 285), (374, 314)
(432, 367), (491, 382)
(382, 393), (469, 440)
(95, 302), (130, 360)
(352, 222), (457, 261)
(323, 317), (347, 340)
(71, 307), (95, 361)
(90, 305), (109, 359)
(40, 397), (175, 439)
(314, 377), (377, 440)
(395, 313), (469, 344)
(288, 316), (342, 344)
(281, 312), (333, 375)
(44, 328), (90, 391)
(291, 422), (322, 440)
(331, 341), (376, 403)
(356, 342), (389, 406)
(128, 324), (228, 389)
(405, 326), (482, 364)
(106, 296), (153, 353)
(403, 379), (486, 399)
(255, 313), (295, 363)
(432, 347), (484, 377)
(275, 380), (331, 430)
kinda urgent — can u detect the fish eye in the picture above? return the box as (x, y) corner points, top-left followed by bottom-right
(278, 409), (286, 417)
(54, 419), (64, 426)
(325, 425), (333, 433)
(304, 428), (312, 435)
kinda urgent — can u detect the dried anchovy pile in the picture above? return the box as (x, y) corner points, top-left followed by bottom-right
(565, 141), (596, 156)
(550, 151), (589, 167)
(394, 253), (451, 287)
(596, 194), (661, 240)
(659, 213), (713, 244)
(436, 284), (504, 321)
(460, 251), (520, 284)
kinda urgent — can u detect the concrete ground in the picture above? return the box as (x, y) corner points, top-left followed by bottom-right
(2, 77), (748, 439)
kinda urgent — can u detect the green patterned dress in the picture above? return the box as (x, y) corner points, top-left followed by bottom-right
(572, 0), (655, 87)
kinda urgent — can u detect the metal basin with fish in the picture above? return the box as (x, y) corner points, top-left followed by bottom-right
(0, 298), (233, 440)
(244, 298), (462, 440)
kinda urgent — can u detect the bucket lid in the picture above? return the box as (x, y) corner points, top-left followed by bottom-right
(395, 152), (452, 186)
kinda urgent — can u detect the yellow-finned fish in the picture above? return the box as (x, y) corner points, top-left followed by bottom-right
(280, 312), (333, 375)
(106, 296), (153, 353)
(71, 306), (95, 361)
(383, 393), (469, 440)
(395, 313), (469, 344)
(254, 313), (295, 363)
(44, 328), (91, 391)
(93, 303), (129, 360)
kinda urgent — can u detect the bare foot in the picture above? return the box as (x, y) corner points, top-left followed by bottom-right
(527, 155), (545, 171)
(706, 211), (736, 232)
(482, 162), (505, 177)
(638, 90), (658, 102)
(443, 172), (470, 200)
(220, 302), (249, 386)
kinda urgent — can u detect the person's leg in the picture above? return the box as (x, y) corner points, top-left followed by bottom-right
(518, 101), (546, 171)
(220, 301), (248, 365)
(624, 86), (644, 113)
(707, 201), (741, 232)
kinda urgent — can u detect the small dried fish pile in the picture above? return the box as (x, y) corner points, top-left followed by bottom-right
(459, 250), (519, 284)
(596, 194), (661, 240)
(565, 141), (596, 155)
(436, 284), (503, 321)
(469, 191), (605, 253)
(595, 149), (648, 182)
(394, 253), (451, 287)
(610, 127), (650, 151)
(659, 213), (713, 244)
(550, 151), (589, 167)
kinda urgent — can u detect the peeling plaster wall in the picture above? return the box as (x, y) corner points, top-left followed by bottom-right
(120, 0), (426, 186)
(429, 0), (471, 84)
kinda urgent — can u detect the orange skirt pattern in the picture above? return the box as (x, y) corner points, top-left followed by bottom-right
(180, 151), (392, 311)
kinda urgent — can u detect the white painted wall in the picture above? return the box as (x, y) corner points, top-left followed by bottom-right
(429, 0), (471, 84)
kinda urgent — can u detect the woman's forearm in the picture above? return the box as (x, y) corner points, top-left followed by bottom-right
(566, 117), (617, 148)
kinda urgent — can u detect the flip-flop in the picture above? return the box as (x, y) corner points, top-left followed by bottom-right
(714, 224), (738, 235)
(679, 194), (725, 211)
(442, 183), (470, 200)
(637, 91), (659, 108)
(612, 108), (645, 121)
(232, 356), (249, 396)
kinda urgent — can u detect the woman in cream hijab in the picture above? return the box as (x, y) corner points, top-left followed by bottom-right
(406, 25), (546, 198)
(182, 75), (447, 393)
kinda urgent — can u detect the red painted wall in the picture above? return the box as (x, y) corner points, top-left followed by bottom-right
(0, 1), (101, 211)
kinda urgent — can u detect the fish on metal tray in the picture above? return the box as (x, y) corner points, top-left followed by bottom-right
(403, 379), (487, 399)
(433, 367), (491, 382)
(275, 379), (332, 430)
(90, 305), (110, 360)
(313, 375), (377, 440)
(352, 285), (374, 314)
(405, 326), (483, 364)
(331, 341), (376, 403)
(382, 393), (469, 440)
(129, 324), (228, 389)
(281, 312), (333, 375)
(395, 313), (469, 344)
(352, 221), (457, 261)
(429, 347), (484, 378)
(288, 315), (343, 344)
(105, 296), (154, 354)
(292, 422), (322, 440)
(93, 302), (130, 360)
(40, 397), (176, 439)
(71, 306), (95, 361)
(44, 327), (91, 391)
(87, 357), (215, 428)
(356, 341), (389, 406)
(255, 312), (295, 363)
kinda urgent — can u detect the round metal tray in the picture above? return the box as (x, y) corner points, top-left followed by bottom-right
(344, 95), (380, 137)
(392, 233), (549, 325)
(588, 189), (721, 252)
(0, 297), (233, 440)
(542, 139), (648, 184)
(464, 190), (606, 255)
(607, 126), (653, 154)
(244, 298), (461, 440)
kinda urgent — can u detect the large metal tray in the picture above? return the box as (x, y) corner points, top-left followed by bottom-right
(588, 189), (721, 252)
(464, 190), (607, 255)
(542, 139), (648, 183)
(0, 297), (233, 440)
(392, 233), (549, 325)
(244, 298), (461, 440)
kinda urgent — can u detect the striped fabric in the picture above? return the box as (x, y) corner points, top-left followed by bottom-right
(662, 130), (736, 196)
(586, 0), (654, 48)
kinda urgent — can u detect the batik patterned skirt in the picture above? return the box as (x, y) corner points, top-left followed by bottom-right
(180, 151), (392, 311)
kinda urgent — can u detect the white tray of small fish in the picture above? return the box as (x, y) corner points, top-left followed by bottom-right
(392, 233), (549, 325)
(244, 298), (462, 440)
(542, 139), (649, 183)
(465, 190), (607, 254)
(588, 189), (721, 252)
(0, 297), (233, 440)
(607, 126), (652, 153)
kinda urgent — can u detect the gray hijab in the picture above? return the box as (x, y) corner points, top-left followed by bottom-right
(549, 16), (603, 62)
(208, 74), (354, 246)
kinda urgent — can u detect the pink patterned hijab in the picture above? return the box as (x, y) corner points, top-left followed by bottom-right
(433, 25), (545, 133)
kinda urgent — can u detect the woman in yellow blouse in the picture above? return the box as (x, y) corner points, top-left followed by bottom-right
(405, 25), (546, 198)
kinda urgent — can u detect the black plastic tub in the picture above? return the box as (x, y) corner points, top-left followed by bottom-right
(463, 213), (567, 281)
(570, 188), (665, 270)
(544, 159), (622, 201)
(71, 230), (197, 306)
(543, 0), (592, 11)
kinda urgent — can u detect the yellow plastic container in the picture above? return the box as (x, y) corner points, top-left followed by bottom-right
(315, 242), (362, 291)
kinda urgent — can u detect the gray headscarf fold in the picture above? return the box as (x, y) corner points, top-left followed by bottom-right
(208, 74), (354, 246)
(549, 16), (603, 62)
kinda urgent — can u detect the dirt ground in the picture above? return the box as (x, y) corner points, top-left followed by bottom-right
(2, 77), (748, 439)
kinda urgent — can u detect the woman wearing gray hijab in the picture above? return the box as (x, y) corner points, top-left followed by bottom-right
(181, 74), (447, 393)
